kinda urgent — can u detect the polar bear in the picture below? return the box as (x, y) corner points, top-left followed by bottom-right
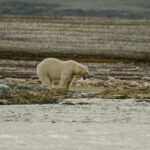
(36, 58), (89, 90)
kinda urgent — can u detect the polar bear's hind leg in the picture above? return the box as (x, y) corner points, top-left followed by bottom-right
(38, 74), (52, 89)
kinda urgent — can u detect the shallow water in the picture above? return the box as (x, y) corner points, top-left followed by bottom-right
(0, 99), (150, 150)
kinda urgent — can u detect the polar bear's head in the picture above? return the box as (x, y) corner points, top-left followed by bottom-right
(75, 64), (90, 78)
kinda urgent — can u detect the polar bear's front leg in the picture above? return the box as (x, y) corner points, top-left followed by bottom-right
(58, 77), (68, 89)
(59, 72), (72, 89)
(66, 76), (74, 89)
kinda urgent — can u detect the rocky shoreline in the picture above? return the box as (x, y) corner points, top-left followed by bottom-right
(0, 59), (150, 105)
(0, 75), (150, 105)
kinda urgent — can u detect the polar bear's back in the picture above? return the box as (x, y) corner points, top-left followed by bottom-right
(37, 58), (70, 80)
(37, 58), (62, 73)
(41, 58), (63, 66)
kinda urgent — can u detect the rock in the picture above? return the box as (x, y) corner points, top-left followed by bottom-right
(76, 79), (91, 87)
(105, 94), (129, 99)
(136, 94), (150, 99)
(0, 84), (11, 98)
(74, 78), (104, 87)
(0, 99), (9, 105)
(31, 75), (38, 79)
(123, 80), (139, 87)
(143, 77), (150, 81)
(0, 75), (3, 79)
(90, 79), (104, 86)
(142, 82), (150, 89)
(5, 78), (26, 83)
(105, 77), (122, 86)
(0, 79), (9, 85)
(136, 99), (150, 103)
(107, 77), (116, 82)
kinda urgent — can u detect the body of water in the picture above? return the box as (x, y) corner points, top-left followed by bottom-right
(0, 99), (150, 150)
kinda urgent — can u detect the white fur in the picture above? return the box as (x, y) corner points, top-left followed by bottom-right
(37, 58), (89, 89)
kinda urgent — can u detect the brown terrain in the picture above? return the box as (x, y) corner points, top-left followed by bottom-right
(0, 16), (150, 104)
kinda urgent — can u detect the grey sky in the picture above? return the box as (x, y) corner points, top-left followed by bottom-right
(0, 0), (150, 18)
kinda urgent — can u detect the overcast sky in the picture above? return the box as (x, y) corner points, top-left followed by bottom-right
(0, 0), (150, 18)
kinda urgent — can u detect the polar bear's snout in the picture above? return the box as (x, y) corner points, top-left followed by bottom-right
(83, 73), (94, 80)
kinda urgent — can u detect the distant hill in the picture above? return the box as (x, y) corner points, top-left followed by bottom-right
(0, 0), (150, 19)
